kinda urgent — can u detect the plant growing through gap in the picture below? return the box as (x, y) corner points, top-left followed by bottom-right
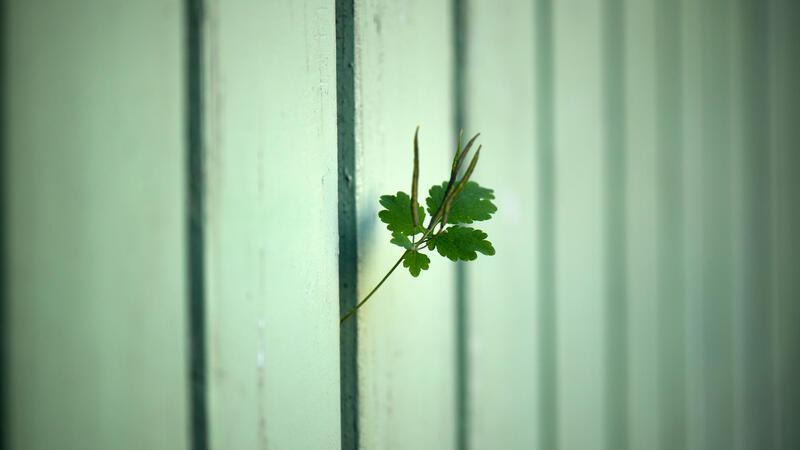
(340, 127), (497, 323)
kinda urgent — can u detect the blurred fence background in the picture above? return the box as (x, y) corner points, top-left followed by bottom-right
(2, 0), (799, 449)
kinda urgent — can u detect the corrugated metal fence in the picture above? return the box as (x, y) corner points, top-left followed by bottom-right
(3, 0), (799, 449)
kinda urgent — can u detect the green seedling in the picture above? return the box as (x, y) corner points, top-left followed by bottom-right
(340, 128), (497, 323)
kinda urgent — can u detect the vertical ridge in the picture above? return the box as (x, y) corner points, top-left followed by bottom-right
(0, 0), (7, 446)
(534, 0), (557, 449)
(655, 0), (686, 448)
(185, 0), (208, 449)
(603, 0), (628, 449)
(336, 0), (359, 448)
(769, 2), (800, 448)
(737, 0), (773, 448)
(452, 0), (468, 448)
(699, 1), (735, 447)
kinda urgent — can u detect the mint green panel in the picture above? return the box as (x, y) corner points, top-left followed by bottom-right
(728, 2), (760, 448)
(5, 2), (189, 449)
(728, 10), (746, 449)
(353, 0), (456, 448)
(682, 1), (737, 448)
(654, 1), (688, 447)
(553, 2), (606, 449)
(623, 0), (659, 447)
(680, 0), (706, 447)
(200, 1), (341, 449)
(463, 1), (540, 449)
(768, 1), (800, 448)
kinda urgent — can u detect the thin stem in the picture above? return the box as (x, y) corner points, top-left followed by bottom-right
(340, 250), (409, 323)
(339, 193), (456, 324)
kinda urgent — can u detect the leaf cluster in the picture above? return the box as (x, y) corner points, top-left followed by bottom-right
(378, 128), (497, 277)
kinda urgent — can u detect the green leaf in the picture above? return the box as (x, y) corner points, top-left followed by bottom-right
(426, 181), (497, 224)
(403, 250), (431, 277)
(428, 226), (496, 261)
(379, 191), (426, 235)
(390, 232), (413, 250)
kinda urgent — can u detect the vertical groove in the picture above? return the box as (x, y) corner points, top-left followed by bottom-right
(336, 0), (359, 448)
(185, 0), (208, 449)
(534, 1), (557, 449)
(655, 0), (686, 448)
(603, 0), (628, 449)
(699, 1), (735, 448)
(769, 2), (800, 448)
(0, 0), (7, 447)
(738, 0), (772, 448)
(452, 0), (468, 448)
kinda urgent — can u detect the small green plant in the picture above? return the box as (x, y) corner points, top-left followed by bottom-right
(340, 128), (497, 323)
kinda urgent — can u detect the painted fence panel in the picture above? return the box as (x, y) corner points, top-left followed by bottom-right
(5, 1), (190, 449)
(2, 2), (800, 450)
(351, 0), (457, 449)
(730, 1), (772, 448)
(623, 0), (659, 448)
(682, 1), (739, 449)
(768, 2), (800, 449)
(201, 1), (341, 449)
(680, 0), (707, 447)
(553, 2), (607, 449)
(655, 1), (688, 448)
(463, 1), (540, 449)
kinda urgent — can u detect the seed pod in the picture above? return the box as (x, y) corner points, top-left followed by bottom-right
(411, 126), (420, 229)
(451, 129), (464, 172)
(441, 146), (481, 229)
(453, 133), (480, 176)
(436, 132), (480, 224)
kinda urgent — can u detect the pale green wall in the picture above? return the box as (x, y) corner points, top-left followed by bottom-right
(5, 1), (190, 449)
(200, 1), (341, 449)
(624, 1), (658, 448)
(3, 1), (800, 450)
(464, 1), (539, 449)
(353, 0), (457, 448)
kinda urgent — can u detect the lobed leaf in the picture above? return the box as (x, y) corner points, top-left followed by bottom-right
(426, 181), (497, 225)
(428, 225), (495, 261)
(390, 232), (414, 250)
(379, 191), (426, 236)
(403, 250), (431, 277)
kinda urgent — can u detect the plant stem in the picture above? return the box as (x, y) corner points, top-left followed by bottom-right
(340, 250), (409, 324)
(339, 217), (445, 324)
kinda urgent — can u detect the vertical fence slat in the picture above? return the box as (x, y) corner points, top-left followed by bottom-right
(679, 1), (739, 449)
(463, 0), (539, 448)
(623, 0), (659, 448)
(553, 2), (606, 449)
(680, 0), (706, 446)
(768, 1), (800, 449)
(731, 0), (773, 448)
(700, 2), (736, 449)
(656, 1), (687, 449)
(201, 1), (341, 448)
(5, 1), (189, 449)
(534, 1), (557, 449)
(353, 0), (456, 448)
(602, 0), (628, 447)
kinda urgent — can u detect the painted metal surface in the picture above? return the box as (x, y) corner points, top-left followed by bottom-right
(5, 1), (189, 449)
(201, 1), (341, 449)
